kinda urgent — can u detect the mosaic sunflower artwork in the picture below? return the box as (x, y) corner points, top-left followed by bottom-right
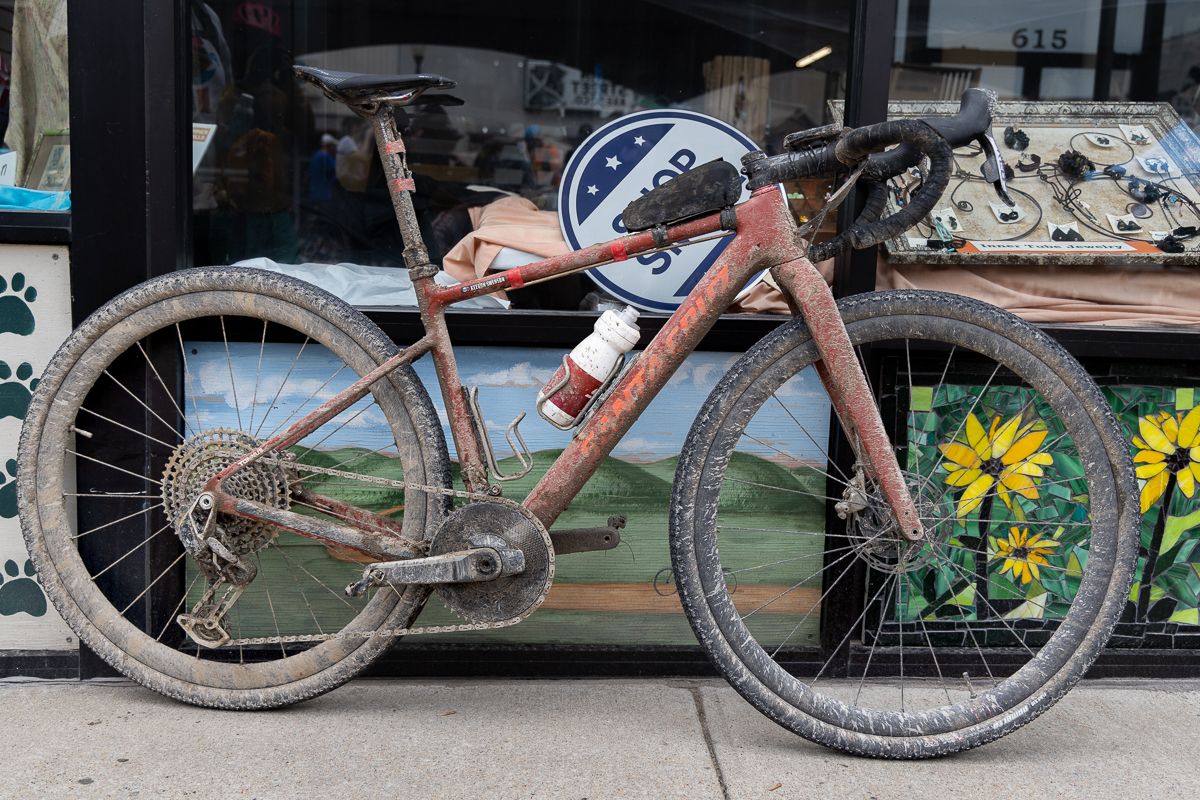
(891, 382), (1092, 645)
(892, 382), (1200, 649)
(1118, 387), (1200, 642)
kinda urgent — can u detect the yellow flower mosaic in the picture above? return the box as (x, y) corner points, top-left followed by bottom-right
(993, 526), (1059, 585)
(939, 412), (1053, 517)
(1132, 407), (1200, 513)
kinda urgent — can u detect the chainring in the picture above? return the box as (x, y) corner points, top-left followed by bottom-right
(430, 501), (554, 624)
(161, 428), (293, 557)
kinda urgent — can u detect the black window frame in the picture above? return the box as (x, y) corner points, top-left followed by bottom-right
(59, 0), (1200, 681)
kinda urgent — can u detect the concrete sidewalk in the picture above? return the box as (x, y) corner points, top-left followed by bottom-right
(2, 677), (1198, 799)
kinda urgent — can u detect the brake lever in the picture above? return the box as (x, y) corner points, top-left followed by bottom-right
(977, 131), (1015, 206)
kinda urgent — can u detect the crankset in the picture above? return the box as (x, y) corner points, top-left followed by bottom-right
(345, 500), (555, 625)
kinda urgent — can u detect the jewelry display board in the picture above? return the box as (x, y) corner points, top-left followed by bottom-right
(830, 100), (1200, 265)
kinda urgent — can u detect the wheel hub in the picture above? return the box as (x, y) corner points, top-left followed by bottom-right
(161, 428), (293, 558)
(843, 470), (947, 574)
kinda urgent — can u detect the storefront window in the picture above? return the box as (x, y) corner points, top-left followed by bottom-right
(1, 0), (70, 211)
(884, 1), (1200, 636)
(893, 0), (1200, 108)
(189, 1), (849, 310)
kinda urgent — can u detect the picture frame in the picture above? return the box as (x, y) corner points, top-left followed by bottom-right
(25, 132), (71, 192)
(828, 100), (1200, 265)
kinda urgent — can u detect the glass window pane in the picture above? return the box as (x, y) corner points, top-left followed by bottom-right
(188, 1), (850, 309)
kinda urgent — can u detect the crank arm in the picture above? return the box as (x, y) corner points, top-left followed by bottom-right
(549, 515), (625, 555)
(216, 494), (422, 560)
(345, 546), (526, 596)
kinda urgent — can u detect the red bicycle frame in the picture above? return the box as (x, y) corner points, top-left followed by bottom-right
(208, 107), (923, 554)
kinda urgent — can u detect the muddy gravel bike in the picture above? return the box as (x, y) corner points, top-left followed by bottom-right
(18, 66), (1137, 758)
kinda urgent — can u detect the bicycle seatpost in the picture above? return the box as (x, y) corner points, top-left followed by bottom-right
(372, 106), (438, 280)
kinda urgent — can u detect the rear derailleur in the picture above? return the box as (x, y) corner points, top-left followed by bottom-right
(175, 492), (258, 648)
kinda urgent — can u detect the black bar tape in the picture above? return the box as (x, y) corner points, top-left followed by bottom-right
(808, 180), (887, 263)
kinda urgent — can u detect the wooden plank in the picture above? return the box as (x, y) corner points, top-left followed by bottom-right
(543, 582), (820, 616)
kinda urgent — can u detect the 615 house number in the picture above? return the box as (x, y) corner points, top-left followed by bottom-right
(1012, 28), (1068, 49)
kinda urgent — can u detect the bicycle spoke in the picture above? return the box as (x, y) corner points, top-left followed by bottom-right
(739, 430), (857, 493)
(940, 555), (1038, 656)
(120, 550), (187, 616)
(156, 573), (201, 642)
(277, 546), (358, 610)
(253, 335), (311, 438)
(67, 449), (162, 487)
(722, 476), (853, 506)
(247, 320), (268, 434)
(259, 552), (288, 657)
(916, 609), (953, 704)
(176, 323), (203, 435)
(135, 341), (193, 438)
(102, 369), (184, 441)
(292, 401), (379, 463)
(219, 316), (243, 431)
(79, 406), (177, 451)
(812, 571), (894, 685)
(261, 358), (345, 441)
(71, 502), (162, 540)
(854, 574), (899, 705)
(90, 523), (171, 580)
(743, 545), (858, 622)
(767, 546), (867, 657)
(771, 391), (852, 484)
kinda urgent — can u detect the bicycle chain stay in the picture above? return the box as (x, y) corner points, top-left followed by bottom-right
(218, 458), (535, 645)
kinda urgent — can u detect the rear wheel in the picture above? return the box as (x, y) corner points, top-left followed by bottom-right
(18, 267), (451, 708)
(671, 290), (1136, 757)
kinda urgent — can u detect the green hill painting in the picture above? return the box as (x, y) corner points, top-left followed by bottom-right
(184, 341), (833, 649)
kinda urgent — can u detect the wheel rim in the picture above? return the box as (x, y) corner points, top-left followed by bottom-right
(679, 308), (1122, 737)
(27, 287), (437, 692)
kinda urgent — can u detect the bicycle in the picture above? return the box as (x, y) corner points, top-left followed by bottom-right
(16, 66), (1138, 758)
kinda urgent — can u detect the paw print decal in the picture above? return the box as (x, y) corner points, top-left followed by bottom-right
(0, 272), (37, 336)
(0, 459), (15, 518)
(0, 558), (46, 617)
(0, 361), (38, 420)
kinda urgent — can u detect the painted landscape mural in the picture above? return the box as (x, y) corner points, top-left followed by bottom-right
(185, 343), (831, 647)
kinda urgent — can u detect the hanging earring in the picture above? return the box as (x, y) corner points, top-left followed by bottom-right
(1003, 126), (1029, 151)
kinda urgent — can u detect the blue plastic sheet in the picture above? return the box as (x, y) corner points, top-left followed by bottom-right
(0, 185), (70, 211)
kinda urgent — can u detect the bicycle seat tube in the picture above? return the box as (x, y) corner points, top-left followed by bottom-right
(371, 105), (492, 492)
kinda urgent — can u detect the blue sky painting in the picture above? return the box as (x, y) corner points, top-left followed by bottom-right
(184, 343), (831, 466)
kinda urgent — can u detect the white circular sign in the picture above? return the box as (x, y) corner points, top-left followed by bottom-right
(558, 110), (760, 312)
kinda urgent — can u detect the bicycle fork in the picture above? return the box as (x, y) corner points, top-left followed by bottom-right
(772, 256), (924, 542)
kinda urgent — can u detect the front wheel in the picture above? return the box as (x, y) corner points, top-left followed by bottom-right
(670, 290), (1137, 758)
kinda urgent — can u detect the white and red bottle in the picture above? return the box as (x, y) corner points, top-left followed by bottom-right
(536, 306), (641, 430)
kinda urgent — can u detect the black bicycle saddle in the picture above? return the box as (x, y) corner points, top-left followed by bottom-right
(294, 65), (458, 108)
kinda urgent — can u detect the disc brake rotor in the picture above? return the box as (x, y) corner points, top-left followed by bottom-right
(844, 470), (947, 574)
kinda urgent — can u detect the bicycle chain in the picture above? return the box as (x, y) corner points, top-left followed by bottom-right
(221, 458), (530, 646)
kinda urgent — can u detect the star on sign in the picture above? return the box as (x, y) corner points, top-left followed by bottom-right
(586, 185), (599, 195)
(605, 155), (622, 170)
(633, 135), (646, 146)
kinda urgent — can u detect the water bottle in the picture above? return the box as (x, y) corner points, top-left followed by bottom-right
(536, 306), (640, 430)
